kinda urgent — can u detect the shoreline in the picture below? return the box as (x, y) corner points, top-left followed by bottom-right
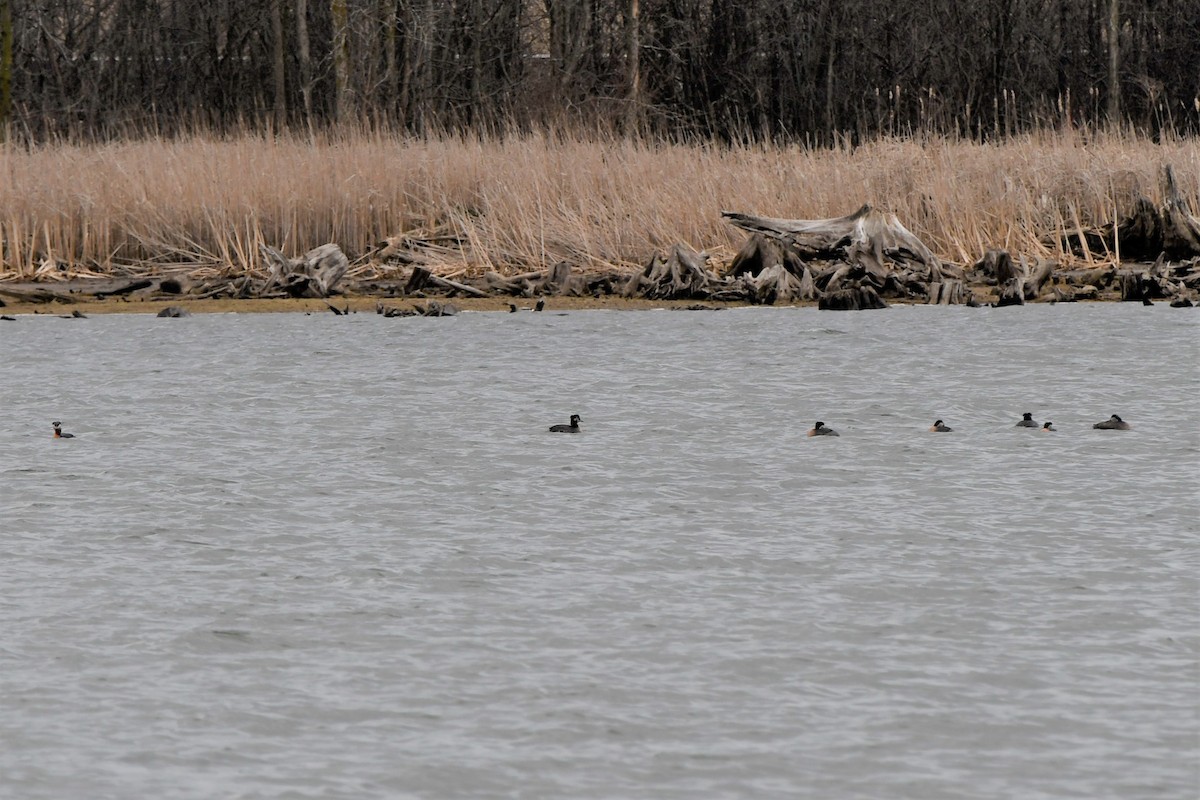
(0, 283), (1137, 317)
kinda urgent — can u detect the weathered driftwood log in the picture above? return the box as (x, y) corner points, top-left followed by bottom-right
(483, 271), (535, 296)
(260, 243), (349, 298)
(427, 272), (487, 297)
(94, 279), (153, 298)
(623, 244), (718, 300)
(404, 265), (487, 297)
(818, 285), (887, 311)
(0, 285), (74, 304)
(156, 305), (191, 317)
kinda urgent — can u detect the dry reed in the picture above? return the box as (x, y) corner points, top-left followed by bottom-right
(1, 129), (1197, 279)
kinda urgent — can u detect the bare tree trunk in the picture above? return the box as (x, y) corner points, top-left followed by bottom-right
(624, 0), (639, 132)
(1106, 0), (1120, 124)
(381, 0), (398, 119)
(0, 0), (11, 138)
(332, 0), (352, 124)
(296, 0), (313, 129)
(270, 0), (287, 130)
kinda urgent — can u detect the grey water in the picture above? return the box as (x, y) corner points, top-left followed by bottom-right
(1, 304), (1197, 800)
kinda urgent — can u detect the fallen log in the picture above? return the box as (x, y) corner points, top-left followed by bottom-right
(425, 272), (488, 298)
(483, 271), (535, 296)
(0, 285), (74, 304)
(94, 278), (153, 298)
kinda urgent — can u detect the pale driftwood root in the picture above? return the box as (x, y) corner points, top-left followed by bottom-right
(625, 244), (719, 300)
(260, 243), (349, 298)
(722, 205), (949, 306)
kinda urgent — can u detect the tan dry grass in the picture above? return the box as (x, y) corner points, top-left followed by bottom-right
(1, 129), (1197, 279)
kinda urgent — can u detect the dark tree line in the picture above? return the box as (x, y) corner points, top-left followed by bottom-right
(0, 0), (1196, 142)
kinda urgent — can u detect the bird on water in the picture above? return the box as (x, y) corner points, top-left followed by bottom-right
(52, 421), (75, 439)
(1093, 414), (1130, 430)
(1042, 421), (1056, 431)
(1015, 412), (1038, 428)
(930, 419), (953, 432)
(549, 414), (581, 433)
(808, 421), (839, 437)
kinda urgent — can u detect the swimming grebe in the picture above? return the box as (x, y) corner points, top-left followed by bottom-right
(930, 419), (953, 432)
(1015, 412), (1037, 428)
(549, 414), (581, 433)
(52, 421), (75, 439)
(807, 421), (839, 437)
(1042, 421), (1056, 431)
(1093, 414), (1130, 430)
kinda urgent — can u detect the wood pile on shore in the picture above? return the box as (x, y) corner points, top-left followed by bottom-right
(2, 166), (1198, 312)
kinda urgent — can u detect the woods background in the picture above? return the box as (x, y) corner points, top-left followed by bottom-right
(0, 0), (1196, 143)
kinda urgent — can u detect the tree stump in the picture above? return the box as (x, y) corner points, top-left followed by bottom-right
(818, 285), (887, 310)
(623, 244), (717, 300)
(260, 243), (349, 298)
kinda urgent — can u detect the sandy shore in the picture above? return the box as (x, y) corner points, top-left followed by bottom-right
(0, 290), (773, 317)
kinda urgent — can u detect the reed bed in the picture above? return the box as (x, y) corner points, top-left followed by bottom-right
(1, 129), (1197, 279)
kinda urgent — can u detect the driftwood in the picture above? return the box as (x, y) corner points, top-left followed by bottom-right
(405, 265), (487, 297)
(94, 279), (153, 298)
(819, 285), (888, 310)
(927, 280), (967, 305)
(0, 285), (74, 304)
(260, 243), (349, 298)
(723, 204), (940, 271)
(977, 249), (1055, 305)
(156, 305), (191, 317)
(722, 205), (946, 307)
(726, 234), (817, 304)
(623, 244), (718, 300)
(158, 277), (189, 294)
(1063, 165), (1200, 260)
(1119, 268), (1178, 301)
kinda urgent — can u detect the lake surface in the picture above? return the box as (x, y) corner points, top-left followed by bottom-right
(1, 304), (1197, 799)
